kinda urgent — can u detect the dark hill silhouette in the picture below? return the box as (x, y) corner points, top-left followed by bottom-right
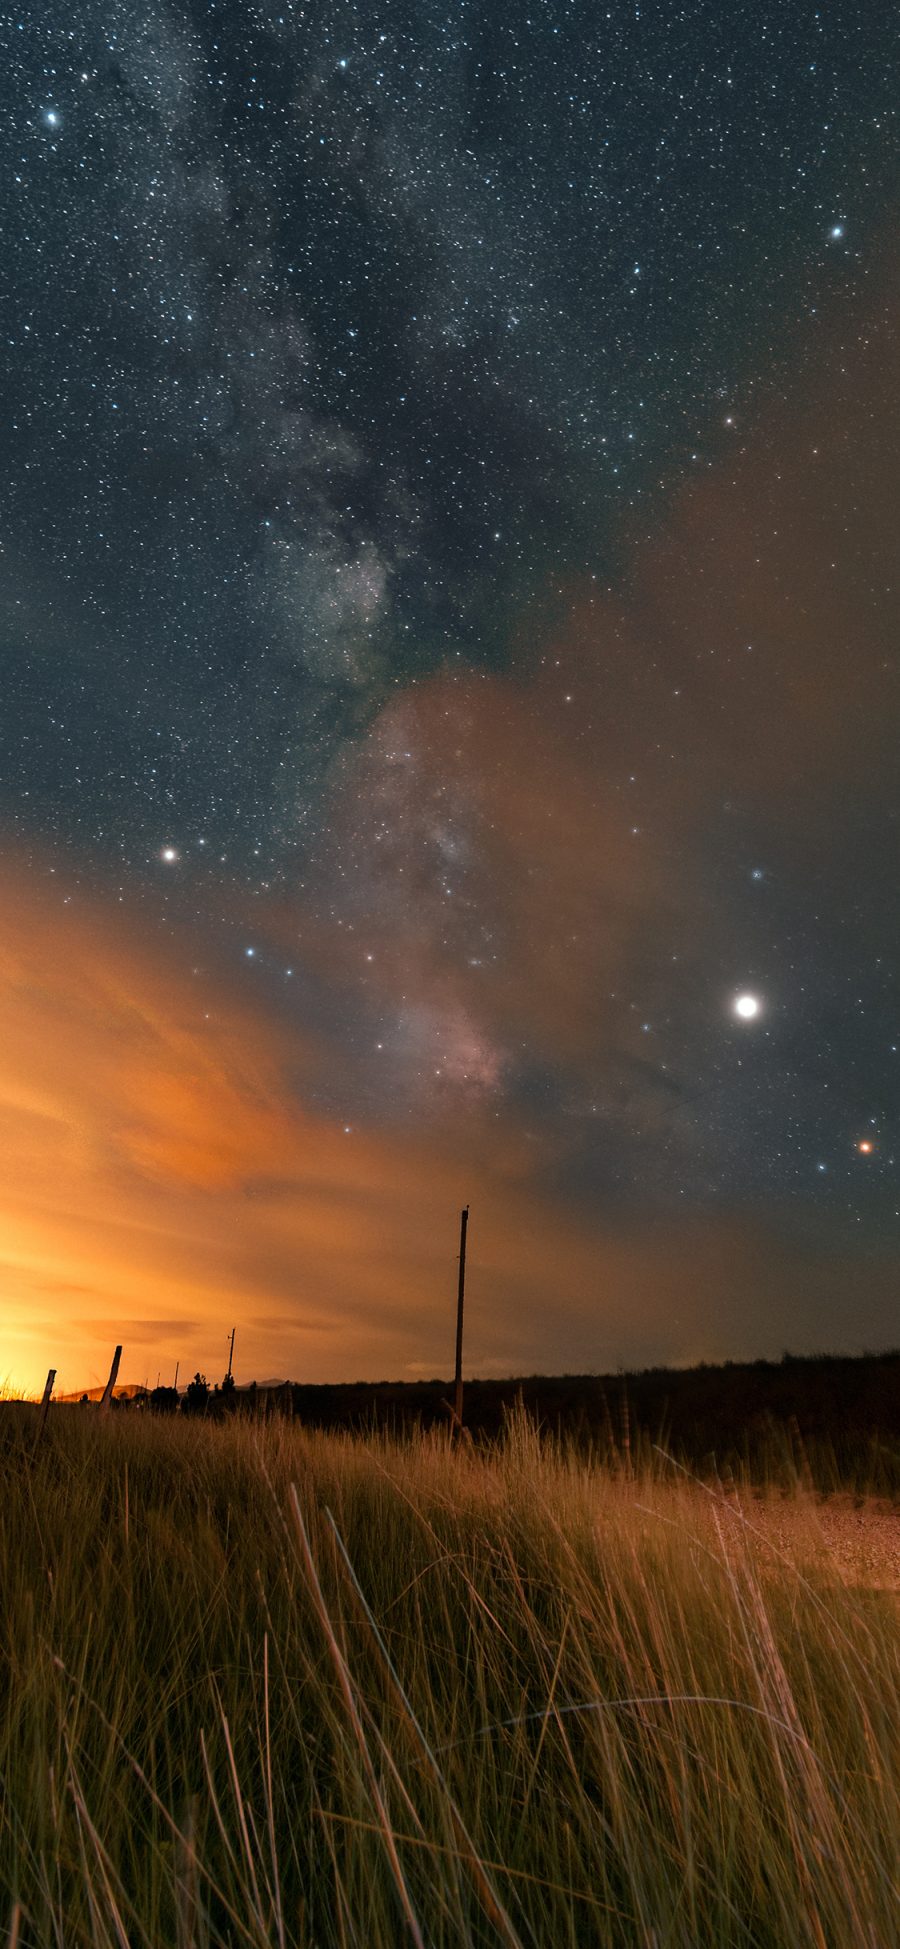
(279, 1350), (899, 1490)
(51, 1351), (899, 1490)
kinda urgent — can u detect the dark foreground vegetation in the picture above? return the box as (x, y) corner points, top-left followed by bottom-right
(141, 1350), (900, 1495)
(1, 1406), (897, 1946)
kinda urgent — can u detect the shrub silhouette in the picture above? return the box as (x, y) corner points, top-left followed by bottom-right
(149, 1386), (179, 1414)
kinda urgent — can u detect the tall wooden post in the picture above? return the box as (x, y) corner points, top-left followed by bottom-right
(226, 1327), (235, 1381)
(99, 1345), (122, 1414)
(453, 1206), (469, 1430)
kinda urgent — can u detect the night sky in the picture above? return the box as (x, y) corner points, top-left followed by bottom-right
(3, 2), (900, 1393)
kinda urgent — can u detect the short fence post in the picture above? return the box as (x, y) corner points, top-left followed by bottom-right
(99, 1345), (122, 1414)
(35, 1369), (56, 1444)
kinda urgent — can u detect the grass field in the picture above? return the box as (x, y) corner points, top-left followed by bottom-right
(1, 1407), (897, 1946)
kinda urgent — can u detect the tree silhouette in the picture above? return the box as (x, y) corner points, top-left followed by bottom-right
(183, 1372), (210, 1415)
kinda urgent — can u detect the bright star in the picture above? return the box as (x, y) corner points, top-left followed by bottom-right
(829, 223), (844, 240)
(44, 109), (59, 128)
(734, 993), (761, 1020)
(160, 846), (178, 863)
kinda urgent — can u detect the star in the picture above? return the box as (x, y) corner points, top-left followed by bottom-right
(159, 846), (179, 863)
(733, 994), (761, 1020)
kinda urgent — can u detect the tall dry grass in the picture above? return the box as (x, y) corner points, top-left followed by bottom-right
(1, 1405), (897, 1945)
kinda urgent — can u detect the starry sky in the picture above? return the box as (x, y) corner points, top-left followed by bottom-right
(2, 2), (900, 1393)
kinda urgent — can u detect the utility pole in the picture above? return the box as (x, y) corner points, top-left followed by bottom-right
(453, 1206), (469, 1431)
(173, 1360), (179, 1393)
(226, 1326), (235, 1381)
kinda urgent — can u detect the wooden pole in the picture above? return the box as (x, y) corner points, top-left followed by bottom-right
(174, 1360), (179, 1393)
(99, 1345), (122, 1414)
(453, 1206), (469, 1430)
(226, 1327), (235, 1381)
(36, 1369), (56, 1442)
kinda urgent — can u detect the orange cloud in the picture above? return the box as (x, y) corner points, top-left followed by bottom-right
(0, 859), (601, 1392)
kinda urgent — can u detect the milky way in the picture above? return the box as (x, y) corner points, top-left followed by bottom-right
(2, 3), (900, 1384)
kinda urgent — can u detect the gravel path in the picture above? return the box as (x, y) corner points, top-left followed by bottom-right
(731, 1492), (899, 1593)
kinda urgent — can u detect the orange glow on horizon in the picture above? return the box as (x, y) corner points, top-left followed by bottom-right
(2, 856), (899, 1399)
(0, 858), (612, 1395)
